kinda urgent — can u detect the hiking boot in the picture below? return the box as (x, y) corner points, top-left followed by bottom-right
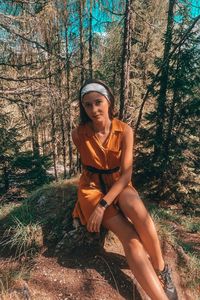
(159, 265), (178, 300)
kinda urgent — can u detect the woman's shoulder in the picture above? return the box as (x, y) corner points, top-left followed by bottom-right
(72, 122), (89, 140)
(113, 118), (132, 132)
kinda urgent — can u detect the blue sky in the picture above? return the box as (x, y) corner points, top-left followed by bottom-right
(190, 0), (200, 16)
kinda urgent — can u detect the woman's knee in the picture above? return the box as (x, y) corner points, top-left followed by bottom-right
(118, 186), (140, 203)
(117, 187), (149, 220)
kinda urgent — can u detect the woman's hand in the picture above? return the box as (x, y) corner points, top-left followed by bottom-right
(87, 204), (106, 232)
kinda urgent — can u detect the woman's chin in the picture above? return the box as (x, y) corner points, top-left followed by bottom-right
(92, 115), (102, 121)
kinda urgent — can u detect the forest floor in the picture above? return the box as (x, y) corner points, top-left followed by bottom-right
(0, 224), (199, 300)
(0, 179), (199, 300)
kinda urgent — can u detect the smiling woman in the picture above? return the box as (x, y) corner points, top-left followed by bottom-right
(71, 79), (178, 300)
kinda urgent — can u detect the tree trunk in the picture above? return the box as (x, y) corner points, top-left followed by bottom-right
(154, 0), (176, 158)
(50, 107), (58, 181)
(77, 1), (84, 173)
(164, 48), (181, 160)
(65, 15), (73, 177)
(30, 103), (40, 158)
(66, 76), (73, 178)
(55, 12), (68, 180)
(47, 56), (58, 180)
(60, 102), (67, 179)
(79, 0), (84, 85)
(119, 0), (133, 120)
(3, 164), (9, 192)
(88, 0), (93, 78)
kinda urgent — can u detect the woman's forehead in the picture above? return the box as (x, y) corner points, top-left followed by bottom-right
(82, 92), (107, 102)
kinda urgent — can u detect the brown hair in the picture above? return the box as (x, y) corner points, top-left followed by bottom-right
(79, 79), (116, 124)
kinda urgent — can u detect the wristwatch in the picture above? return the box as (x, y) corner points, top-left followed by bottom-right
(99, 198), (109, 209)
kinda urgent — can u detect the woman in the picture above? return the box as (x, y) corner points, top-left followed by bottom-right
(72, 79), (178, 300)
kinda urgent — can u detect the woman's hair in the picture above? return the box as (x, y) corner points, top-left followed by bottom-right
(79, 78), (115, 124)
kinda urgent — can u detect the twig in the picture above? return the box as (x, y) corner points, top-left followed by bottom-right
(96, 255), (119, 294)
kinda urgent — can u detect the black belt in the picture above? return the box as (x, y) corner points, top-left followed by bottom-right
(86, 165), (120, 194)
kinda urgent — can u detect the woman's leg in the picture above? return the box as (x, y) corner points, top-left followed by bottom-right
(117, 187), (165, 272)
(102, 213), (168, 300)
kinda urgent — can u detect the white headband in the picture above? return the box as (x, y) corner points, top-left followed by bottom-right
(81, 83), (110, 102)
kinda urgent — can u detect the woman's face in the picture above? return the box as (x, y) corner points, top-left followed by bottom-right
(82, 92), (110, 122)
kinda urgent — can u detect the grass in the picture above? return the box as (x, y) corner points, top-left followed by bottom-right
(0, 217), (43, 259)
(150, 205), (178, 244)
(0, 200), (37, 231)
(149, 204), (200, 233)
(0, 178), (78, 259)
(150, 203), (200, 292)
(0, 202), (21, 223)
(177, 246), (200, 290)
(0, 259), (33, 297)
(179, 216), (200, 233)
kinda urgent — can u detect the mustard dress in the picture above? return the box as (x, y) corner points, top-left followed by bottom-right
(72, 118), (135, 225)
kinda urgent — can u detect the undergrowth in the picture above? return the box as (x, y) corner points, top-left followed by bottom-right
(150, 204), (200, 293)
(0, 260), (33, 297)
(0, 218), (43, 259)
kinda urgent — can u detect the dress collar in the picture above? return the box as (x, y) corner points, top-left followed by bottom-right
(85, 118), (123, 138)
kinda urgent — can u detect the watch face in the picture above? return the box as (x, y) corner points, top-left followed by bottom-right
(99, 198), (108, 208)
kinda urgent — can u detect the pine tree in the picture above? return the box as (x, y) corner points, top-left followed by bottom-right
(134, 3), (200, 209)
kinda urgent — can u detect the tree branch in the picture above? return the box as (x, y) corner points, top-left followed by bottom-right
(0, 23), (65, 61)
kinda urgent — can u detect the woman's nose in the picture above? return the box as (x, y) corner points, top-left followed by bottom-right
(91, 104), (98, 112)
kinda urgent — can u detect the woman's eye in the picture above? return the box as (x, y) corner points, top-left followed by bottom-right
(84, 103), (91, 108)
(96, 100), (102, 105)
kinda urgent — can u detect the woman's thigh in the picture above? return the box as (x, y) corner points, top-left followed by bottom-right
(117, 186), (150, 224)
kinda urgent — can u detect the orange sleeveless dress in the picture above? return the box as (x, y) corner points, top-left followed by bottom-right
(72, 118), (133, 225)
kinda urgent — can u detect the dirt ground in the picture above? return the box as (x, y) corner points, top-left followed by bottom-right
(1, 228), (199, 300)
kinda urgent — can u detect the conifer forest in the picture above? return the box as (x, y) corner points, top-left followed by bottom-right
(0, 1), (200, 299)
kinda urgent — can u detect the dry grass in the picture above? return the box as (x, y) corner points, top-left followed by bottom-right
(0, 218), (43, 259)
(151, 205), (200, 291)
(0, 259), (33, 298)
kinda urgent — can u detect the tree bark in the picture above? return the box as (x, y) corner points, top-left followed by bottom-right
(119, 0), (133, 120)
(164, 47), (181, 159)
(3, 164), (9, 192)
(88, 0), (93, 78)
(46, 53), (58, 180)
(79, 0), (84, 85)
(64, 11), (73, 177)
(30, 102), (40, 158)
(50, 106), (58, 181)
(154, 0), (176, 158)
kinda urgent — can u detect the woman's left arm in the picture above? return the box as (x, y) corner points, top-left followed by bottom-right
(87, 125), (134, 232)
(103, 124), (134, 204)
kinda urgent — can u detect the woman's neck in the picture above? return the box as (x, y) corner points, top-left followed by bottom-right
(92, 118), (112, 134)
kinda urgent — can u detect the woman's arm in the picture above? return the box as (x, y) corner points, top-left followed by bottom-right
(103, 124), (134, 205)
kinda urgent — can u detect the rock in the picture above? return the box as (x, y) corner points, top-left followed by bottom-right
(55, 220), (107, 255)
